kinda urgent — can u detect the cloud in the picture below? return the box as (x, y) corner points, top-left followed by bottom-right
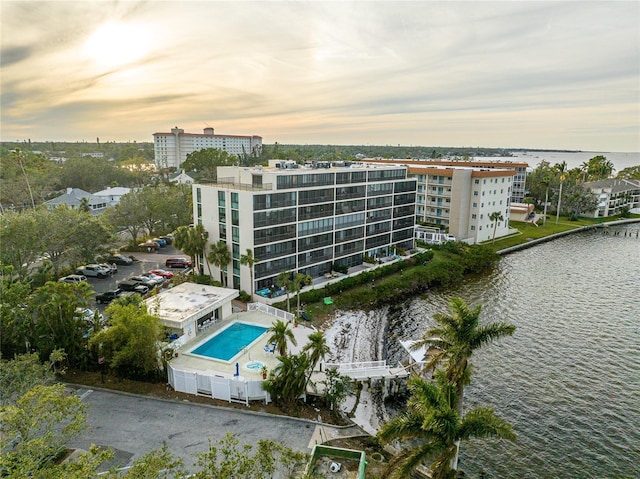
(0, 1), (638, 151)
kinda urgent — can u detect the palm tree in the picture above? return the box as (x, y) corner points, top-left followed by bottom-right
(207, 240), (231, 287)
(378, 372), (516, 479)
(276, 271), (292, 312)
(302, 331), (330, 374)
(262, 352), (312, 408)
(540, 176), (550, 226)
(554, 161), (568, 225)
(489, 211), (504, 243)
(173, 224), (209, 275)
(239, 249), (255, 300)
(267, 319), (297, 357)
(412, 298), (515, 414)
(291, 273), (312, 316)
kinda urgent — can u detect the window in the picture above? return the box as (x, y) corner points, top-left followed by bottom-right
(473, 202), (477, 207)
(219, 207), (226, 223)
(231, 192), (239, 209)
(474, 191), (479, 196)
(483, 179), (486, 184)
(472, 214), (477, 219)
(474, 179), (479, 184)
(218, 191), (225, 206)
(482, 191), (485, 196)
(471, 225), (476, 230)
(480, 214), (483, 219)
(481, 203), (484, 207)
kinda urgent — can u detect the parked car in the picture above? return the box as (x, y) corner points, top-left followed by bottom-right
(98, 262), (118, 274)
(59, 274), (87, 284)
(106, 254), (133, 265)
(158, 235), (173, 245)
(148, 269), (174, 279)
(140, 272), (167, 286)
(76, 264), (110, 278)
(139, 240), (160, 251)
(128, 276), (158, 289)
(117, 280), (149, 295)
(165, 257), (192, 268)
(75, 307), (104, 325)
(152, 237), (167, 247)
(95, 289), (131, 304)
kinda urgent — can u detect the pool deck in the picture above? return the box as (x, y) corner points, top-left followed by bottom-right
(170, 309), (315, 380)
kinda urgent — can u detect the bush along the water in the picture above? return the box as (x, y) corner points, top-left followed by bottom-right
(280, 244), (499, 310)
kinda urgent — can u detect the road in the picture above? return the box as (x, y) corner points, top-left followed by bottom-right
(68, 387), (316, 472)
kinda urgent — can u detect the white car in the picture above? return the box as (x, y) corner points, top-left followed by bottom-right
(59, 274), (88, 284)
(75, 264), (110, 279)
(141, 272), (166, 286)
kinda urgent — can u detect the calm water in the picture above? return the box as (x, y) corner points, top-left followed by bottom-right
(480, 151), (639, 172)
(386, 223), (640, 478)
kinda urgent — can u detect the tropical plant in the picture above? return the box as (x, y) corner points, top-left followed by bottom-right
(410, 297), (515, 470)
(554, 161), (568, 224)
(266, 319), (297, 357)
(489, 211), (504, 243)
(239, 249), (256, 300)
(411, 298), (516, 417)
(540, 176), (550, 226)
(378, 372), (516, 479)
(207, 240), (231, 287)
(262, 352), (311, 408)
(302, 331), (331, 374)
(276, 271), (293, 312)
(173, 224), (209, 275)
(291, 273), (312, 315)
(319, 367), (353, 414)
(89, 301), (163, 380)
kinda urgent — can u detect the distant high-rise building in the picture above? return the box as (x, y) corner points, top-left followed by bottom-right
(153, 126), (262, 169)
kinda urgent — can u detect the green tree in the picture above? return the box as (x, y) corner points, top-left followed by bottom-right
(554, 161), (568, 224)
(302, 331), (330, 374)
(378, 372), (516, 479)
(0, 352), (54, 406)
(0, 211), (40, 279)
(561, 183), (599, 220)
(0, 383), (87, 476)
(586, 155), (614, 180)
(262, 352), (311, 409)
(34, 205), (114, 275)
(616, 165), (640, 180)
(173, 224), (209, 275)
(266, 319), (297, 357)
(291, 273), (312, 317)
(0, 279), (34, 358)
(89, 301), (163, 380)
(181, 148), (235, 182)
(319, 367), (353, 415)
(207, 240), (231, 287)
(106, 190), (148, 244)
(30, 281), (94, 367)
(489, 211), (504, 243)
(239, 249), (256, 300)
(410, 297), (515, 467)
(276, 271), (293, 312)
(540, 176), (551, 226)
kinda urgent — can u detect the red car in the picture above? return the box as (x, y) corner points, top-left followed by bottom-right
(149, 269), (174, 279)
(165, 257), (192, 269)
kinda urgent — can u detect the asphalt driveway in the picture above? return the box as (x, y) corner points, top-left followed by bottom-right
(69, 387), (316, 472)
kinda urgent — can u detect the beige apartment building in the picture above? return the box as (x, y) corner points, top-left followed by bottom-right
(153, 126), (262, 169)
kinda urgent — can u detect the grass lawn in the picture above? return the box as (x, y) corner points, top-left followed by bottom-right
(486, 214), (639, 251)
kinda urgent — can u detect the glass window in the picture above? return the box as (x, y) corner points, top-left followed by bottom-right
(219, 207), (226, 223)
(232, 226), (239, 243)
(220, 224), (227, 240)
(231, 192), (239, 209)
(218, 190), (225, 206)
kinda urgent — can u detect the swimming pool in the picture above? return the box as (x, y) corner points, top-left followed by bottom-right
(190, 322), (269, 362)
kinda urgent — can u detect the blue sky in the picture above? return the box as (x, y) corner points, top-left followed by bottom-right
(1, 1), (638, 151)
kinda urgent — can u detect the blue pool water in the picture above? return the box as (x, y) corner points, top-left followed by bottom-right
(190, 322), (268, 361)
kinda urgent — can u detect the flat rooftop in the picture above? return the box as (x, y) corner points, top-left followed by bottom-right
(145, 283), (238, 330)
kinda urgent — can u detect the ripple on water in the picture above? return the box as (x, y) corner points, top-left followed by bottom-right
(387, 225), (640, 478)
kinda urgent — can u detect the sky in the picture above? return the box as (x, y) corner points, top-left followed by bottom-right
(1, 1), (639, 152)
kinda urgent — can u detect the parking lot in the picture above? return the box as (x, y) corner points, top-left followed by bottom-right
(88, 246), (189, 313)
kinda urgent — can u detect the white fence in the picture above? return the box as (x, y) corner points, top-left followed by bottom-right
(247, 302), (295, 323)
(322, 360), (392, 380)
(168, 364), (270, 406)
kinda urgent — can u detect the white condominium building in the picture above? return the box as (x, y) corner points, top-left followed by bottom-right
(153, 126), (263, 169)
(365, 158), (528, 203)
(583, 178), (640, 217)
(410, 165), (513, 244)
(194, 161), (417, 295)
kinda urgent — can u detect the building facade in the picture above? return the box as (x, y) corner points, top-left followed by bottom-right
(153, 126), (263, 169)
(194, 161), (416, 295)
(364, 158), (528, 203)
(583, 179), (640, 217)
(410, 165), (513, 243)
